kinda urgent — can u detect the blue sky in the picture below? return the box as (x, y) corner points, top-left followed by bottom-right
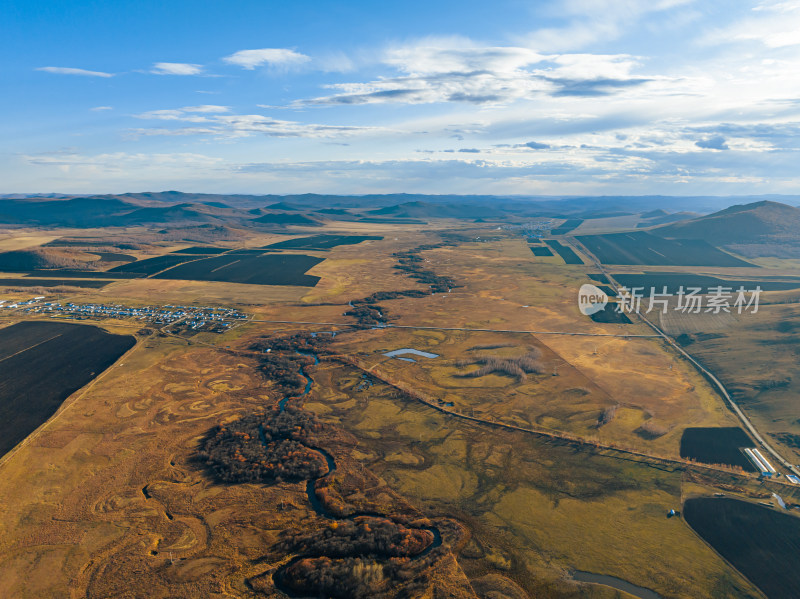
(3, 0), (800, 195)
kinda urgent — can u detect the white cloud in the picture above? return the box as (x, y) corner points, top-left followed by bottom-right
(136, 105), (231, 122)
(36, 66), (113, 77)
(24, 150), (221, 169)
(150, 62), (204, 75)
(180, 105), (231, 113)
(525, 0), (697, 51)
(90, 106), (113, 111)
(384, 38), (544, 74)
(704, 0), (800, 48)
(298, 40), (651, 106)
(222, 48), (310, 70)
(545, 54), (639, 81)
(132, 106), (380, 139)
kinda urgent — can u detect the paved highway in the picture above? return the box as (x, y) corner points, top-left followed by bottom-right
(568, 236), (800, 478)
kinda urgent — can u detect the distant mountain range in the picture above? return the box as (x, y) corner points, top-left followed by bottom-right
(3, 193), (800, 256)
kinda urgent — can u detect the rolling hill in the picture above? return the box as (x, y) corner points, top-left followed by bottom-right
(251, 212), (322, 226)
(367, 200), (511, 220)
(653, 201), (800, 258)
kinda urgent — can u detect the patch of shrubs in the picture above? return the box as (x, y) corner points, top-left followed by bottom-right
(248, 332), (331, 391)
(198, 407), (328, 483)
(344, 242), (459, 328)
(352, 290), (429, 304)
(279, 516), (433, 559)
(277, 556), (387, 599)
(254, 352), (311, 393)
(251, 331), (330, 354)
(276, 553), (438, 599)
(344, 304), (387, 328)
(393, 244), (457, 293)
(456, 350), (544, 382)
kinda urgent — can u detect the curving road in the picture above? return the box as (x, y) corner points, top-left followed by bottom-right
(248, 318), (661, 338)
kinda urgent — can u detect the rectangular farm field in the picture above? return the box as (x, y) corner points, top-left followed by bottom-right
(263, 234), (383, 251)
(107, 254), (198, 275)
(544, 240), (583, 264)
(153, 254), (324, 286)
(224, 249), (270, 255)
(92, 252), (136, 262)
(679, 427), (757, 471)
(24, 270), (140, 279)
(169, 246), (229, 254)
(550, 219), (583, 235)
(576, 232), (752, 267)
(684, 497), (800, 598)
(529, 246), (554, 256)
(0, 321), (135, 456)
(612, 272), (800, 293)
(0, 278), (111, 288)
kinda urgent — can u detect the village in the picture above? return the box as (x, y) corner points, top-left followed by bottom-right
(0, 297), (248, 333)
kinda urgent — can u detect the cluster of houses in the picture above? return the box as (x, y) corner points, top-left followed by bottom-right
(499, 220), (556, 239)
(4, 297), (247, 333)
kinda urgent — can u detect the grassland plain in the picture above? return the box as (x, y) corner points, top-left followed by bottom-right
(0, 231), (62, 251)
(0, 329), (489, 599)
(82, 276), (311, 305)
(294, 234), (739, 456)
(0, 222), (784, 598)
(0, 336), (287, 598)
(306, 360), (761, 598)
(330, 325), (737, 458)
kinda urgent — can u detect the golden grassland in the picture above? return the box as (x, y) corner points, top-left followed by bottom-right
(285, 235), (738, 458)
(1, 223), (796, 598)
(0, 227), (758, 462)
(0, 335), (304, 598)
(307, 360), (761, 598)
(86, 277), (310, 306)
